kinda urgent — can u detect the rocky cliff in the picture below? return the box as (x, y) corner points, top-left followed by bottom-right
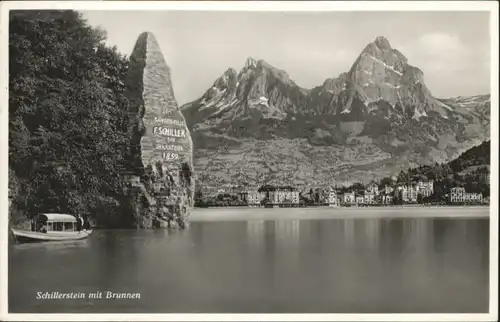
(181, 36), (490, 188)
(125, 32), (194, 228)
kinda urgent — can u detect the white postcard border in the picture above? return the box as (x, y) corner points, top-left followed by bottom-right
(0, 1), (498, 321)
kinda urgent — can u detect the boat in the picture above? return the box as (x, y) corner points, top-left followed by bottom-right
(11, 213), (93, 243)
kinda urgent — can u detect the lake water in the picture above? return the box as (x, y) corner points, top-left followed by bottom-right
(9, 207), (490, 313)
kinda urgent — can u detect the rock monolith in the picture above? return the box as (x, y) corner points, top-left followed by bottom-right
(125, 31), (194, 228)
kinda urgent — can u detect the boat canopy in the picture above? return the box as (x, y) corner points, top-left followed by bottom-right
(35, 213), (77, 223)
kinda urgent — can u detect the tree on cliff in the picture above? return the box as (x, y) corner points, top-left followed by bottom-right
(9, 10), (132, 226)
(379, 177), (393, 188)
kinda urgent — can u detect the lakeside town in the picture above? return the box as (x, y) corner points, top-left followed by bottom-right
(195, 176), (490, 208)
(195, 141), (491, 209)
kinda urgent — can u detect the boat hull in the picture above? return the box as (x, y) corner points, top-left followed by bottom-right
(11, 229), (93, 243)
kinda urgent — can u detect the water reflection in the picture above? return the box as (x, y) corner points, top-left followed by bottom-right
(239, 217), (490, 313)
(11, 239), (90, 252)
(246, 220), (265, 248)
(9, 216), (489, 313)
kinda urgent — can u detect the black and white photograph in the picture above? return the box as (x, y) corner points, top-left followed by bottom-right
(1, 1), (498, 321)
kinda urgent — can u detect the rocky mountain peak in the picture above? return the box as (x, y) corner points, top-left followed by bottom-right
(180, 35), (489, 190)
(213, 67), (238, 89)
(244, 57), (258, 69)
(357, 37), (407, 67)
(224, 67), (237, 76)
(373, 36), (392, 50)
(256, 59), (272, 68)
(236, 57), (295, 90)
(341, 36), (433, 113)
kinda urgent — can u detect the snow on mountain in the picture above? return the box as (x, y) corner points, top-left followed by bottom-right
(181, 36), (490, 187)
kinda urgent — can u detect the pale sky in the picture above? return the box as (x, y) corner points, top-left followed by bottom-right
(82, 11), (491, 105)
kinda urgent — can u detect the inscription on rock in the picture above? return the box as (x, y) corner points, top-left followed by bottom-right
(125, 31), (195, 228)
(135, 32), (194, 169)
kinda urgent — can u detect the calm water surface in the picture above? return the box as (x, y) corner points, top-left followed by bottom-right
(9, 208), (489, 313)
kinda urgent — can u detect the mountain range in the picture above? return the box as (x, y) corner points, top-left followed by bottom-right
(180, 36), (490, 189)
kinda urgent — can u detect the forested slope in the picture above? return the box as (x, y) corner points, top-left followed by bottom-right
(9, 10), (135, 227)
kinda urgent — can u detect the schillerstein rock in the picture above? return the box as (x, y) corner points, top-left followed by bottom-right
(125, 32), (194, 229)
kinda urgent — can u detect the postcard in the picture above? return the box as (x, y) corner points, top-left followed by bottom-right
(1, 1), (498, 321)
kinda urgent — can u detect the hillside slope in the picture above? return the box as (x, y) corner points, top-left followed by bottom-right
(182, 37), (490, 187)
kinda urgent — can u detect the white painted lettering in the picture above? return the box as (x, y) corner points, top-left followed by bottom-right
(154, 117), (185, 127)
(155, 144), (184, 152)
(152, 127), (186, 138)
(162, 152), (179, 161)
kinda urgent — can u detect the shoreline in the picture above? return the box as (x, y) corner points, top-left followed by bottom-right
(9, 206), (489, 233)
(194, 204), (489, 210)
(190, 205), (490, 221)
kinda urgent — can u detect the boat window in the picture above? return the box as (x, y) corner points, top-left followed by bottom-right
(53, 222), (64, 231)
(47, 222), (53, 231)
(64, 222), (74, 231)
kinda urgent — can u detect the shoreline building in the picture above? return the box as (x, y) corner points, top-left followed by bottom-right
(378, 194), (393, 205)
(328, 188), (338, 207)
(364, 192), (376, 204)
(449, 187), (466, 203)
(237, 191), (248, 202)
(247, 191), (266, 207)
(366, 182), (379, 196)
(356, 193), (364, 205)
(449, 187), (483, 204)
(397, 185), (419, 203)
(266, 186), (300, 206)
(201, 185), (219, 197)
(342, 191), (356, 205)
(417, 180), (434, 197)
(478, 172), (489, 183)
(384, 185), (394, 195)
